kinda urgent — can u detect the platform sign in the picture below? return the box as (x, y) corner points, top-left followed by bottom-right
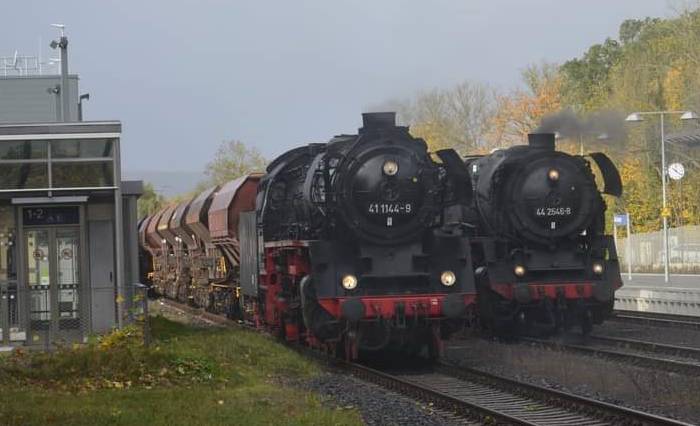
(613, 212), (632, 280)
(613, 214), (628, 226)
(23, 207), (79, 226)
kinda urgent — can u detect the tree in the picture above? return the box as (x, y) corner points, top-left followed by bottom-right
(204, 140), (267, 186)
(560, 38), (623, 110)
(138, 182), (165, 219)
(487, 62), (562, 148)
(390, 80), (496, 153)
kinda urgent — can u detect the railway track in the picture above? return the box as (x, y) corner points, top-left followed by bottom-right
(157, 299), (690, 425)
(521, 336), (700, 376)
(348, 361), (692, 425)
(612, 310), (700, 330)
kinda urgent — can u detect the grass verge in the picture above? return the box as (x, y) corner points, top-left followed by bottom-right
(0, 316), (362, 426)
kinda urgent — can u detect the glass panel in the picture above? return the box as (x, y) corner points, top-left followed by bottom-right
(0, 205), (16, 281)
(51, 139), (114, 159)
(0, 141), (47, 160)
(0, 206), (22, 341)
(0, 163), (49, 189)
(56, 229), (79, 322)
(26, 230), (50, 322)
(52, 161), (114, 188)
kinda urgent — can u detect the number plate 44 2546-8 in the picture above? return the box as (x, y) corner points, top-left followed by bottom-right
(535, 207), (572, 217)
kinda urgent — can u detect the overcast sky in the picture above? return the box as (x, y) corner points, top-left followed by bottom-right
(2, 0), (675, 173)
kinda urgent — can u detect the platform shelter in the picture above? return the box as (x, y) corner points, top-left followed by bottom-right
(0, 121), (141, 348)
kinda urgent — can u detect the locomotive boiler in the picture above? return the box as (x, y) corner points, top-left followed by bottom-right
(467, 132), (623, 334)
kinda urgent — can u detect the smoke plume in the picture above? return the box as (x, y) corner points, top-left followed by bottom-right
(535, 108), (626, 142)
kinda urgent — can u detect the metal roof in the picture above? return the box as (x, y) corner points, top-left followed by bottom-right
(0, 121), (121, 136)
(666, 130), (700, 146)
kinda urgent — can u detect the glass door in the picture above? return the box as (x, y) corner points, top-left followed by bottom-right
(55, 228), (81, 340)
(26, 229), (51, 336)
(25, 227), (82, 345)
(0, 205), (19, 344)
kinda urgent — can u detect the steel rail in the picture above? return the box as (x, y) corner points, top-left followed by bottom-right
(589, 334), (700, 361)
(521, 337), (700, 376)
(436, 362), (692, 426)
(612, 310), (700, 330)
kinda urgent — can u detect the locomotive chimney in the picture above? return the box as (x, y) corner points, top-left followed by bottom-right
(527, 133), (555, 150)
(361, 112), (396, 132)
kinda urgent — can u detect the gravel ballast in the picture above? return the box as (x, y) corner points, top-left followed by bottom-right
(446, 336), (700, 424)
(299, 372), (469, 426)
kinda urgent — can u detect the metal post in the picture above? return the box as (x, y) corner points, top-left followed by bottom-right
(114, 138), (125, 328)
(59, 37), (69, 122)
(626, 212), (632, 280)
(660, 114), (670, 283)
(141, 284), (150, 347)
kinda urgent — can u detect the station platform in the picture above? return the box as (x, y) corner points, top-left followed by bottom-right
(615, 285), (700, 317)
(622, 273), (700, 289)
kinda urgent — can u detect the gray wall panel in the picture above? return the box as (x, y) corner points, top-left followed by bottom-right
(0, 76), (79, 123)
(88, 219), (115, 332)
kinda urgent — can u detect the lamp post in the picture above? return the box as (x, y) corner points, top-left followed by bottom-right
(625, 110), (698, 283)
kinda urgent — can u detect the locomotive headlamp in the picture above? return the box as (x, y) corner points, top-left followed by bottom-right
(592, 262), (604, 275)
(548, 169), (560, 181)
(514, 265), (526, 277)
(383, 160), (399, 176)
(440, 271), (457, 286)
(341, 274), (358, 290)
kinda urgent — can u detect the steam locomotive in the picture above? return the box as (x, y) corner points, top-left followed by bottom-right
(139, 113), (623, 359)
(140, 113), (476, 359)
(466, 132), (623, 334)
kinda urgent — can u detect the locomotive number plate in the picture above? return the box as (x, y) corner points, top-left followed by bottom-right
(535, 207), (572, 216)
(367, 203), (412, 214)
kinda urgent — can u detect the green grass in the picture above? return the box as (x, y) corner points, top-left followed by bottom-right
(0, 316), (362, 426)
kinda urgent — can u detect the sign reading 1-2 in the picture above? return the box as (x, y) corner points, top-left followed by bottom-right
(23, 207), (80, 226)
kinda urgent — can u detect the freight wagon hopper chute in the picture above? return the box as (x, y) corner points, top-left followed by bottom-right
(145, 208), (168, 254)
(169, 199), (197, 250)
(139, 215), (155, 255)
(184, 185), (220, 251)
(156, 205), (179, 248)
(208, 174), (262, 268)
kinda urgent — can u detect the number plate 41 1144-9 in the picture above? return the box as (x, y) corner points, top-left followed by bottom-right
(367, 203), (412, 214)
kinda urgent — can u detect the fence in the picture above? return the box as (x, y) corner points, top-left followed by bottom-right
(0, 282), (151, 350)
(616, 224), (700, 273)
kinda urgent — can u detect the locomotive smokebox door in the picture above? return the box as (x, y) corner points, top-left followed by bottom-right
(239, 211), (259, 296)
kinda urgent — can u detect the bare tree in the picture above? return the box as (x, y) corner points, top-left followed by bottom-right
(385, 80), (496, 153)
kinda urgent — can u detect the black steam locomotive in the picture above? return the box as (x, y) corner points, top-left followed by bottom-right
(466, 133), (623, 334)
(251, 112), (477, 359)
